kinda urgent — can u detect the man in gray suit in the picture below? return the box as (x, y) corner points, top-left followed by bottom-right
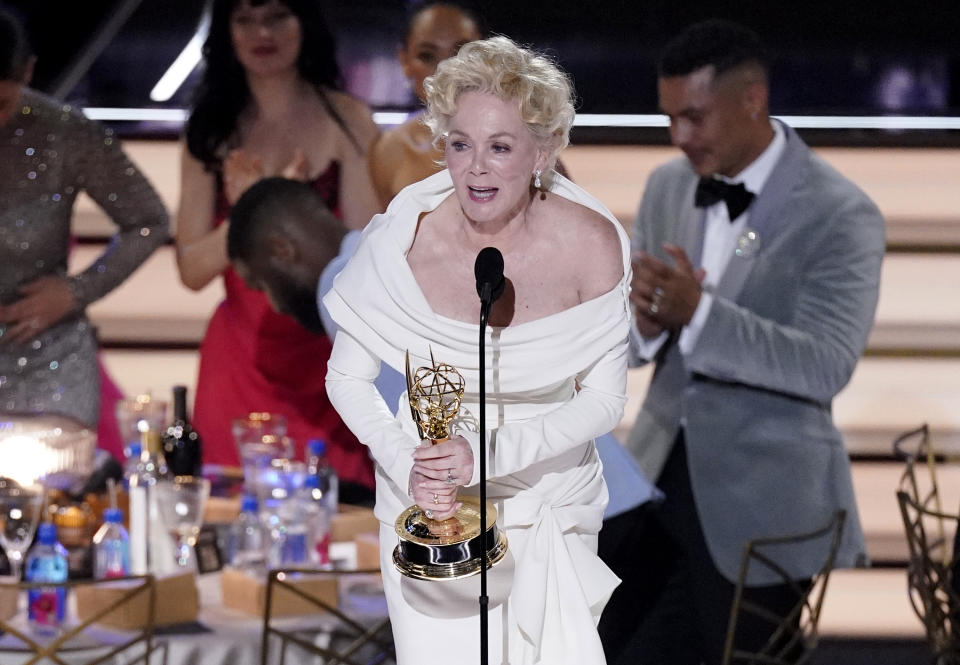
(598, 19), (884, 665)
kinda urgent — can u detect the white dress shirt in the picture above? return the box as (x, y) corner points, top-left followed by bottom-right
(634, 120), (786, 360)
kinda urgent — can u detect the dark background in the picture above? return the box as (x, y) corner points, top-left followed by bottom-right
(5, 0), (960, 141)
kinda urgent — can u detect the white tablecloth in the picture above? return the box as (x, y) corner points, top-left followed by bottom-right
(0, 544), (390, 665)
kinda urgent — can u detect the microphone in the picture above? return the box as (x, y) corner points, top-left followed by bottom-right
(473, 246), (504, 665)
(474, 247), (505, 308)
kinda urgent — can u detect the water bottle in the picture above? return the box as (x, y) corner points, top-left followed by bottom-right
(229, 494), (265, 572)
(300, 475), (332, 567)
(128, 430), (174, 574)
(306, 439), (339, 514)
(277, 496), (309, 566)
(93, 508), (131, 579)
(26, 523), (69, 635)
(122, 442), (141, 490)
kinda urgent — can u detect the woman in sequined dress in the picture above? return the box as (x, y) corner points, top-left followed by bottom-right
(0, 9), (169, 431)
(176, 0), (380, 493)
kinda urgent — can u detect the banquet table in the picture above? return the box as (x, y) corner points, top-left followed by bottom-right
(0, 544), (391, 665)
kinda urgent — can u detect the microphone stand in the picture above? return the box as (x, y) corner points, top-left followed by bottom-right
(478, 284), (492, 665)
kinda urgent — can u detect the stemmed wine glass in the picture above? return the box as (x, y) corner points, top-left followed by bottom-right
(0, 479), (45, 580)
(155, 476), (210, 570)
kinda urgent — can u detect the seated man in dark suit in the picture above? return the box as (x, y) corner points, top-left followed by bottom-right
(599, 19), (884, 665)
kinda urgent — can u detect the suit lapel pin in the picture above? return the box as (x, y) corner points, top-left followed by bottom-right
(735, 228), (760, 259)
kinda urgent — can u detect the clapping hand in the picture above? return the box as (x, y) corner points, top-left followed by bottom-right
(223, 148), (311, 206)
(280, 148), (309, 181)
(222, 149), (264, 206)
(410, 435), (474, 521)
(630, 244), (706, 332)
(0, 276), (78, 344)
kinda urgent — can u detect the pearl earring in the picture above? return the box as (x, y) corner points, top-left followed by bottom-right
(533, 169), (542, 189)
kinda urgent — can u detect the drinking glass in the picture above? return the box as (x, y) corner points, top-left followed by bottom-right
(115, 395), (168, 453)
(155, 476), (211, 570)
(254, 459), (308, 568)
(0, 479), (45, 580)
(231, 413), (291, 490)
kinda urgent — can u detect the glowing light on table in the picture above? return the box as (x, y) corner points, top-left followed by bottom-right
(0, 435), (53, 486)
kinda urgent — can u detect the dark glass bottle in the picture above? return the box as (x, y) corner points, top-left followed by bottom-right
(162, 385), (203, 477)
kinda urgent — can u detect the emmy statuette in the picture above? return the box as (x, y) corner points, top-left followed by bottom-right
(392, 350), (508, 580)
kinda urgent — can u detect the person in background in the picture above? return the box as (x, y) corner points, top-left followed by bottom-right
(0, 7), (168, 438)
(368, 1), (484, 208)
(227, 177), (407, 415)
(176, 0), (380, 499)
(600, 19), (884, 665)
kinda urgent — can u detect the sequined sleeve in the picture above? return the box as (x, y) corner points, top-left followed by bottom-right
(63, 113), (169, 308)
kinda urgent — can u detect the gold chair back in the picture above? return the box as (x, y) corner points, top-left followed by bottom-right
(894, 424), (942, 511)
(260, 567), (394, 665)
(0, 574), (156, 665)
(895, 423), (960, 664)
(721, 510), (846, 665)
(897, 489), (960, 664)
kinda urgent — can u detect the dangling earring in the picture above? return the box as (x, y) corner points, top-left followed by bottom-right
(533, 169), (542, 189)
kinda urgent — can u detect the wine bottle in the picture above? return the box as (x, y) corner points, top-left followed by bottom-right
(162, 385), (203, 477)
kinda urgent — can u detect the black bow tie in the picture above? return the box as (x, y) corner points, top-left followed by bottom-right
(694, 178), (755, 221)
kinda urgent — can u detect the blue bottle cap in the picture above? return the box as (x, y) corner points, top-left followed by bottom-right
(240, 494), (259, 512)
(103, 508), (124, 523)
(127, 442), (142, 458)
(307, 439), (326, 455)
(304, 475), (320, 489)
(37, 522), (58, 545)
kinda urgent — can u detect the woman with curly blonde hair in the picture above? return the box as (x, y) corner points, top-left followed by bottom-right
(325, 36), (629, 663)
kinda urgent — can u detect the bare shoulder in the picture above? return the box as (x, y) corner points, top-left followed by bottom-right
(370, 125), (407, 166)
(542, 194), (624, 297)
(324, 89), (379, 150)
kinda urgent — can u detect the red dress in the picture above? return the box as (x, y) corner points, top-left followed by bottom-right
(192, 162), (374, 489)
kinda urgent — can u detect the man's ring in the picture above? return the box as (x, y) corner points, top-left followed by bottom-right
(649, 301), (660, 315)
(424, 509), (434, 519)
(653, 286), (665, 299)
(445, 469), (455, 485)
(432, 492), (439, 504)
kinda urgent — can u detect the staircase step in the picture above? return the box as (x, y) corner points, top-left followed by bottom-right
(100, 348), (199, 403)
(618, 357), (960, 459)
(72, 141), (960, 251)
(75, 242), (960, 356)
(72, 245), (222, 345)
(820, 568), (922, 638)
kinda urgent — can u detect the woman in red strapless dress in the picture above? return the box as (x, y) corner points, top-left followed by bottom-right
(175, 0), (380, 493)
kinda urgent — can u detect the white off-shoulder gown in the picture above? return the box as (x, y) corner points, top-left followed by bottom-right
(324, 169), (631, 665)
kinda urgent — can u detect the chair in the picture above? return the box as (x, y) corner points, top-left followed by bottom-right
(894, 424), (954, 558)
(721, 510), (847, 665)
(894, 424), (960, 664)
(0, 574), (156, 665)
(898, 489), (960, 665)
(260, 567), (394, 665)
(894, 424), (941, 505)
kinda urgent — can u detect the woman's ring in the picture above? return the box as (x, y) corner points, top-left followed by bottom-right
(445, 469), (455, 485)
(432, 492), (439, 504)
(424, 509), (434, 519)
